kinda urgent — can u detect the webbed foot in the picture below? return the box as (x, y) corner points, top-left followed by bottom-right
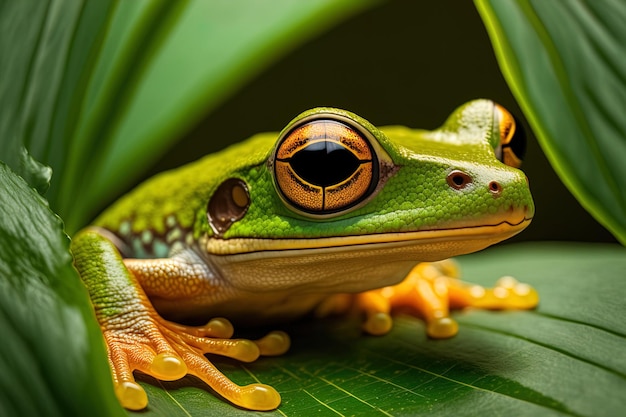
(105, 314), (289, 410)
(356, 260), (538, 338)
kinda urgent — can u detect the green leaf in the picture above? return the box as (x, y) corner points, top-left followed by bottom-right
(0, 0), (81, 193)
(127, 243), (626, 416)
(45, 0), (378, 233)
(474, 0), (626, 244)
(0, 162), (124, 417)
(0, 3), (119, 413)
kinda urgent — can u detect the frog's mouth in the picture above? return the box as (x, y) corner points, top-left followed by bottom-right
(205, 213), (532, 257)
(204, 213), (532, 294)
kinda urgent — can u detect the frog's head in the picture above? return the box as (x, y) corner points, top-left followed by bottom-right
(204, 100), (533, 292)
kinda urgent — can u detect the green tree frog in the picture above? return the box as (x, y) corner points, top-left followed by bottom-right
(71, 99), (537, 411)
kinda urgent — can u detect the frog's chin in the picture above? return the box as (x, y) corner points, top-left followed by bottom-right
(204, 215), (532, 293)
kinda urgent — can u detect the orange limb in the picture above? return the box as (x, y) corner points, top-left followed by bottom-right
(356, 260), (539, 339)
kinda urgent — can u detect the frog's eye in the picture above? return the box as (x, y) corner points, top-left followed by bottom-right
(494, 104), (526, 168)
(273, 117), (379, 216)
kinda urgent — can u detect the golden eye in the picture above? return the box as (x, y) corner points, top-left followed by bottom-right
(494, 104), (526, 168)
(273, 118), (378, 215)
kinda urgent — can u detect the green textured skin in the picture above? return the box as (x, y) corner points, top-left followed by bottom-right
(71, 230), (140, 317)
(95, 100), (533, 245)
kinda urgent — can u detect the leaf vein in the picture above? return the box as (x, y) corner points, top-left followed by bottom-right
(302, 389), (345, 417)
(532, 311), (626, 339)
(462, 321), (626, 380)
(341, 365), (426, 398)
(359, 346), (582, 417)
(318, 377), (395, 417)
(155, 379), (193, 417)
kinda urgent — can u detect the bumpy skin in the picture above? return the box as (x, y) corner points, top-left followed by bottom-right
(72, 100), (538, 411)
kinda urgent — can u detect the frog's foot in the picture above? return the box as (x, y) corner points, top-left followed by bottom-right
(357, 260), (539, 339)
(104, 313), (289, 411)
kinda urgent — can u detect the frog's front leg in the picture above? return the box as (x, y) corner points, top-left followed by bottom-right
(355, 260), (539, 338)
(71, 229), (288, 411)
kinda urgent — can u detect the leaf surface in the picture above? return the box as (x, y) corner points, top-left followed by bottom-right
(0, 163), (124, 417)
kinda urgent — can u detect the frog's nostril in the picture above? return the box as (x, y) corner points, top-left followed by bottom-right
(489, 181), (502, 196)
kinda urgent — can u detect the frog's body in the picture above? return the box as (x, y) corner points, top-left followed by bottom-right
(72, 100), (537, 411)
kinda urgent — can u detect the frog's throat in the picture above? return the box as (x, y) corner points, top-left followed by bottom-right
(204, 216), (532, 258)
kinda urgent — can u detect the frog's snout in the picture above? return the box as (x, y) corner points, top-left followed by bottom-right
(446, 169), (518, 199)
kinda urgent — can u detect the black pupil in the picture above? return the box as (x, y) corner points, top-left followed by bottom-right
(290, 141), (360, 187)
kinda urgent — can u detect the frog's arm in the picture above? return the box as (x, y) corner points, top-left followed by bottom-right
(71, 229), (288, 411)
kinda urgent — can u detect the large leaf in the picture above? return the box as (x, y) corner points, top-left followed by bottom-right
(475, 0), (626, 244)
(127, 243), (626, 416)
(42, 0), (378, 233)
(0, 0), (114, 193)
(0, 162), (124, 417)
(0, 3), (120, 414)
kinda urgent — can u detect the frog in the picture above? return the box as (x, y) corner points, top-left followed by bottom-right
(71, 99), (538, 411)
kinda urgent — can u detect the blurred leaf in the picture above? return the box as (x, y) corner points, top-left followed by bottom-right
(0, 0), (112, 192)
(475, 0), (626, 244)
(0, 162), (124, 417)
(127, 243), (626, 416)
(43, 0), (378, 233)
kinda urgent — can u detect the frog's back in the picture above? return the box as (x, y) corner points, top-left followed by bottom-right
(94, 132), (276, 255)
